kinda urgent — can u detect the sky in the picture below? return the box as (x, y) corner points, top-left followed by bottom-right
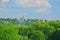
(0, 0), (60, 20)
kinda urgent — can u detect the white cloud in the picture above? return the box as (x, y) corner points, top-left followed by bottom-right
(15, 0), (51, 8)
(0, 0), (9, 13)
(1, 0), (9, 3)
(0, 0), (51, 13)
(15, 0), (51, 13)
(0, 0), (10, 7)
(0, 0), (9, 11)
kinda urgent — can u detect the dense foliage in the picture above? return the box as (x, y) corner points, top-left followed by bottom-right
(0, 18), (60, 40)
(0, 23), (19, 40)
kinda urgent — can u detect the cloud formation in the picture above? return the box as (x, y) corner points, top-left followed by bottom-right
(1, 0), (9, 3)
(15, 0), (51, 13)
(0, 0), (51, 13)
(0, 0), (8, 15)
(0, 0), (9, 7)
(15, 0), (51, 8)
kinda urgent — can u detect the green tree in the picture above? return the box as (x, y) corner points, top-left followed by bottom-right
(0, 24), (19, 40)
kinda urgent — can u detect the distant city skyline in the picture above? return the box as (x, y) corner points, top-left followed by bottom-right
(0, 0), (60, 20)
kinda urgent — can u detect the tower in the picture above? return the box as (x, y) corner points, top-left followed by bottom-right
(20, 16), (25, 22)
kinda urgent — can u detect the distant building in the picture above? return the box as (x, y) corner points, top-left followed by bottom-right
(4, 21), (9, 24)
(20, 16), (25, 22)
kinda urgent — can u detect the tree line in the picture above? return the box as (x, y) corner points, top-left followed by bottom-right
(0, 18), (60, 40)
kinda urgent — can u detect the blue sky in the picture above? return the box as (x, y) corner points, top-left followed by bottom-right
(0, 0), (60, 20)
